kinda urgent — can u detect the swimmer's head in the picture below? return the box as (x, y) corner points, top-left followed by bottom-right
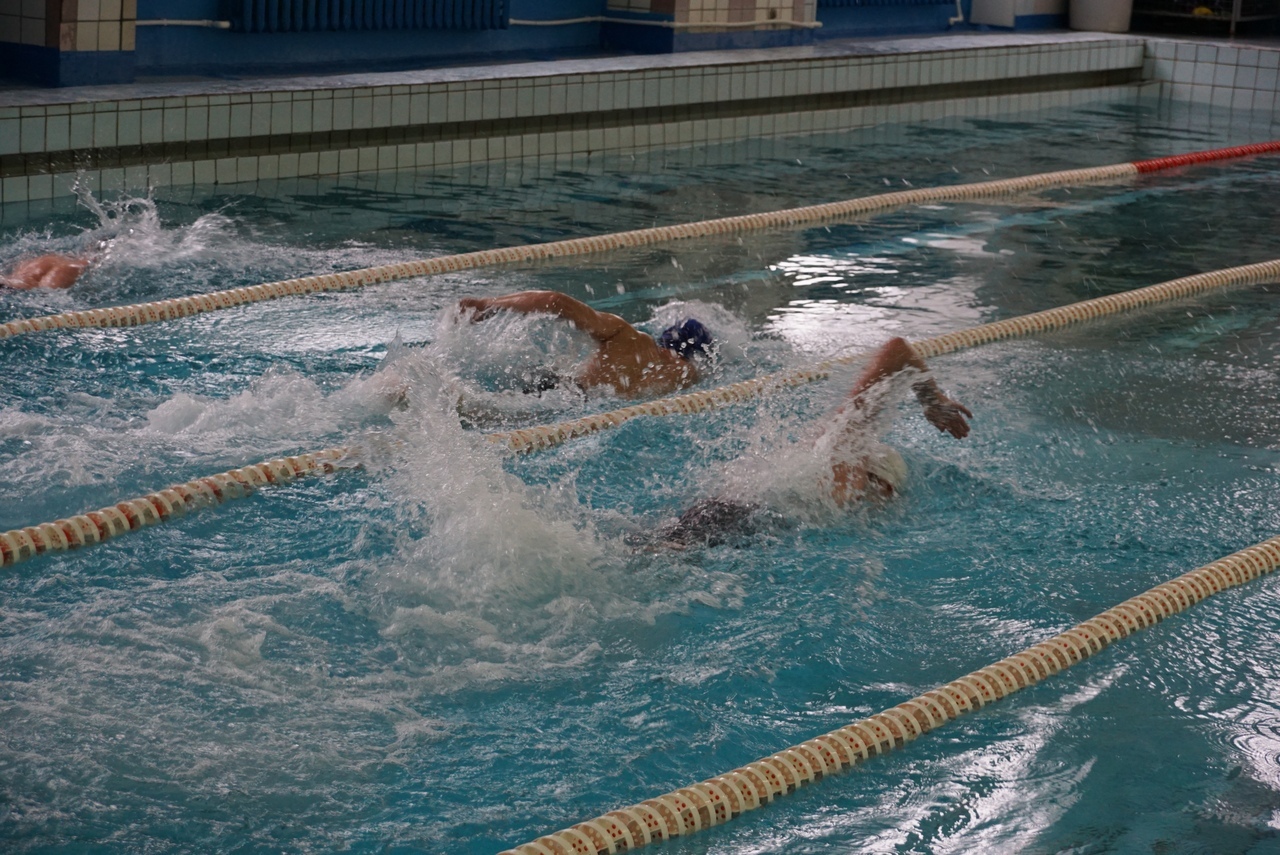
(866, 445), (907, 493)
(658, 318), (711, 360)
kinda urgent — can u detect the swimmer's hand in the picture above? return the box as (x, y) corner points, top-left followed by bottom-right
(913, 380), (972, 439)
(924, 396), (972, 438)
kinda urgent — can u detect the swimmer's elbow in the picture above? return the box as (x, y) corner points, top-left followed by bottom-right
(883, 336), (914, 358)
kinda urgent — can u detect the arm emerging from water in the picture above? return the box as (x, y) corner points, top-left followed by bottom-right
(1, 254), (90, 290)
(459, 290), (632, 343)
(844, 336), (971, 438)
(827, 337), (971, 505)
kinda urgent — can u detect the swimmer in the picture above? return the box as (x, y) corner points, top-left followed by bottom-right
(656, 336), (971, 548)
(824, 336), (969, 505)
(459, 290), (711, 398)
(1, 253), (91, 290)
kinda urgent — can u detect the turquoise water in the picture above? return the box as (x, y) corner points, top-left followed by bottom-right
(3, 88), (1280, 853)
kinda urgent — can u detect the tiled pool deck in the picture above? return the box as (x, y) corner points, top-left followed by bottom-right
(0, 30), (1277, 209)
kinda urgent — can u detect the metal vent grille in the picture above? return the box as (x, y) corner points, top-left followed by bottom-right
(229, 0), (509, 33)
(817, 0), (954, 7)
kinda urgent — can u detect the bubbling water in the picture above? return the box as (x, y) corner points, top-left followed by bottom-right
(308, 306), (763, 688)
(0, 180), (943, 700)
(711, 364), (920, 523)
(73, 182), (242, 273)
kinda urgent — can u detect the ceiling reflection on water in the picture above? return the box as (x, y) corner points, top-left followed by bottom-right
(771, 252), (901, 289)
(765, 248), (991, 355)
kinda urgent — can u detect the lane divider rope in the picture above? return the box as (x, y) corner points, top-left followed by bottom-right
(486, 258), (1280, 453)
(0, 449), (352, 568)
(499, 534), (1280, 854)
(2, 258), (1279, 569)
(2, 140), (1278, 342)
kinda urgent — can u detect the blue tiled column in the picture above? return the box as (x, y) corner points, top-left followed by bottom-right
(0, 0), (137, 87)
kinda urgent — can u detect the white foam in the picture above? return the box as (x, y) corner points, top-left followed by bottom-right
(714, 364), (919, 521)
(376, 349), (608, 614)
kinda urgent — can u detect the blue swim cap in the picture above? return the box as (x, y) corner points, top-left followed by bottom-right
(658, 318), (711, 359)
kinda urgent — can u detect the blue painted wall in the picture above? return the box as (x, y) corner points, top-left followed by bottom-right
(814, 1), (973, 39)
(3, 0), (1016, 86)
(133, 0), (984, 79)
(0, 43), (137, 87)
(135, 0), (607, 77)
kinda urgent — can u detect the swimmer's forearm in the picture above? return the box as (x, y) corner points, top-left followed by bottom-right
(459, 290), (627, 341)
(911, 377), (943, 406)
(459, 291), (580, 322)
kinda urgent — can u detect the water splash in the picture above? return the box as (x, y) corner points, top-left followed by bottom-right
(73, 181), (242, 272)
(713, 363), (920, 522)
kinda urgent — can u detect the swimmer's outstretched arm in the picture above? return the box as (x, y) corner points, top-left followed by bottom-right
(1, 254), (89, 290)
(459, 290), (632, 343)
(847, 337), (972, 439)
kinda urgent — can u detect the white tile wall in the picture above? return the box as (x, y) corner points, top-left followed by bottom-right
(4, 34), (1274, 208)
(1146, 38), (1280, 114)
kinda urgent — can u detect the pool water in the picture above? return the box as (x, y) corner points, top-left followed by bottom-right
(3, 87), (1280, 854)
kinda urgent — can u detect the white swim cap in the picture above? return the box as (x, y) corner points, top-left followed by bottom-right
(865, 443), (907, 491)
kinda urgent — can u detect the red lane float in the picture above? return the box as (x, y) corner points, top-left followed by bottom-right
(1133, 140), (1280, 173)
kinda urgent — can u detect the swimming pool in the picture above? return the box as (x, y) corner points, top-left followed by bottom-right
(3, 87), (1280, 853)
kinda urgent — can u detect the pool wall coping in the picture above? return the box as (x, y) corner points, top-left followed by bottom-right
(0, 31), (1276, 207)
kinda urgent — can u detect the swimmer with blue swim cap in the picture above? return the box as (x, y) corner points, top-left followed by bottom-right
(658, 318), (712, 359)
(460, 290), (711, 398)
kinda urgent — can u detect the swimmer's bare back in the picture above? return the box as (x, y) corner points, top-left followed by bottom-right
(1, 254), (89, 290)
(459, 290), (698, 398)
